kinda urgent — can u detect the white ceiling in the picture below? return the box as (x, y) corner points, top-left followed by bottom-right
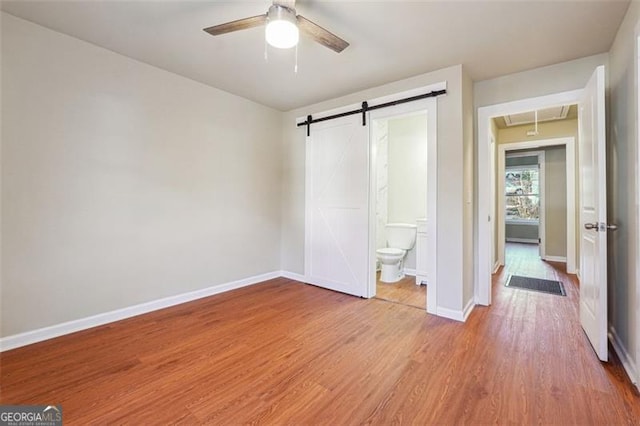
(0, 0), (630, 111)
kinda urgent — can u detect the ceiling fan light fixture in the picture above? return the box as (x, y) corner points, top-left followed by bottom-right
(265, 5), (299, 49)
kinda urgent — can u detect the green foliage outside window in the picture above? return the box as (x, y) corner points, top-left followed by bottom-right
(505, 167), (539, 222)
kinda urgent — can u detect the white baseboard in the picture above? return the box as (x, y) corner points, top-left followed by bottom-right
(403, 268), (417, 276)
(608, 326), (639, 389)
(462, 297), (475, 321)
(436, 297), (474, 322)
(492, 261), (501, 274)
(436, 307), (461, 321)
(280, 270), (306, 282)
(544, 255), (567, 263)
(0, 271), (281, 352)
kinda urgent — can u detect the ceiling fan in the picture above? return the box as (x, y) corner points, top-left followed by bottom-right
(203, 0), (349, 53)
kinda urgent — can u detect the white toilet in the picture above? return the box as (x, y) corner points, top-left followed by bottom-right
(376, 223), (417, 283)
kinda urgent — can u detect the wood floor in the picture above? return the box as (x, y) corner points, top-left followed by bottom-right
(375, 272), (426, 309)
(2, 251), (639, 424)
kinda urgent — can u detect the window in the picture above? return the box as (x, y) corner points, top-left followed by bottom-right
(505, 166), (539, 223)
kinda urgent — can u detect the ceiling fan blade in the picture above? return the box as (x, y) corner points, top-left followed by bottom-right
(297, 15), (349, 53)
(203, 14), (267, 36)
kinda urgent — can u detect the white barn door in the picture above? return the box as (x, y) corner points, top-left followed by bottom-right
(305, 114), (369, 297)
(579, 65), (608, 361)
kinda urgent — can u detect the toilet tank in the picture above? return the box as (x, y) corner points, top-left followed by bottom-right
(385, 223), (417, 250)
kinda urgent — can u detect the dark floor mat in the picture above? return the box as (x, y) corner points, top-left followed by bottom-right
(505, 275), (566, 296)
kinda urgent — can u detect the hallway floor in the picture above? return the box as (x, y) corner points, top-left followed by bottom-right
(501, 242), (554, 279)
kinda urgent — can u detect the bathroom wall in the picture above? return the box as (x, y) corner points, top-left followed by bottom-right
(387, 114), (428, 224)
(386, 114), (428, 270)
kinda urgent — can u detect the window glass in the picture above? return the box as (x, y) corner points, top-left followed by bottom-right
(505, 166), (539, 222)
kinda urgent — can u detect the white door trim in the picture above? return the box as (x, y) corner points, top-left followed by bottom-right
(477, 90), (582, 306)
(635, 22), (640, 388)
(497, 139), (576, 272)
(490, 136), (497, 270)
(368, 97), (439, 314)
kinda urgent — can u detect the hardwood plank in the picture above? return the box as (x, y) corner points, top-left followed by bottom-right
(1, 257), (639, 424)
(375, 273), (426, 309)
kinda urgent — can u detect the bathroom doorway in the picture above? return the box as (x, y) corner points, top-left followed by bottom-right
(370, 112), (429, 310)
(302, 84), (439, 314)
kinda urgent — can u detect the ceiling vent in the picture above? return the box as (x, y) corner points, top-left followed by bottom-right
(504, 105), (570, 127)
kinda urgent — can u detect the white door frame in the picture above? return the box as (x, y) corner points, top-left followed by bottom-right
(490, 136), (497, 270)
(477, 90), (582, 305)
(498, 139), (576, 268)
(636, 21), (640, 389)
(635, 23), (640, 388)
(367, 96), (439, 314)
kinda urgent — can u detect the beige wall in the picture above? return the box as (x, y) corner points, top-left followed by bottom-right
(462, 67), (475, 305)
(544, 146), (568, 257)
(1, 13), (283, 337)
(608, 0), (639, 382)
(281, 64), (472, 313)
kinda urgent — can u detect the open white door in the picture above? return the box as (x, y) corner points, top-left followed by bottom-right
(305, 114), (369, 297)
(578, 65), (608, 361)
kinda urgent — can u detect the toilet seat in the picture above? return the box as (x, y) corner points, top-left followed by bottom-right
(376, 247), (405, 256)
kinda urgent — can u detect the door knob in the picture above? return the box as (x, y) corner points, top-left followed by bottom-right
(584, 222), (618, 231)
